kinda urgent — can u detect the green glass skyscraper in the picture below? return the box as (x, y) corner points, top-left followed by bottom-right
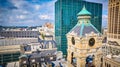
(55, 0), (102, 55)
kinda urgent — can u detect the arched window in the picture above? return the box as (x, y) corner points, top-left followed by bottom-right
(105, 62), (106, 67)
(109, 64), (111, 67)
(71, 52), (74, 63)
(107, 63), (108, 67)
(71, 37), (75, 45)
(101, 57), (103, 62)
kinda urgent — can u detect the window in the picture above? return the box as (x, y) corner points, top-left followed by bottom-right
(22, 65), (27, 67)
(41, 58), (44, 61)
(32, 59), (35, 62)
(71, 37), (75, 45)
(23, 61), (26, 64)
(31, 64), (36, 67)
(105, 62), (106, 67)
(101, 58), (103, 62)
(50, 57), (53, 60)
(109, 64), (111, 67)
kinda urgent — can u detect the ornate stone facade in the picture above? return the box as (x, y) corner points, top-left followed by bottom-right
(107, 0), (120, 45)
(66, 6), (103, 67)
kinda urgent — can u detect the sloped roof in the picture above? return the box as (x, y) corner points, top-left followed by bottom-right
(19, 54), (28, 58)
(77, 5), (91, 16)
(41, 40), (57, 49)
(69, 22), (100, 36)
(30, 50), (56, 58)
(68, 5), (100, 36)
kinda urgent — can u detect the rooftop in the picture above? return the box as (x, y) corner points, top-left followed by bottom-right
(106, 55), (120, 63)
(68, 5), (100, 36)
(69, 23), (100, 36)
(77, 5), (91, 16)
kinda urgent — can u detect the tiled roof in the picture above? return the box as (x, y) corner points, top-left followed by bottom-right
(69, 23), (100, 36)
(30, 50), (56, 58)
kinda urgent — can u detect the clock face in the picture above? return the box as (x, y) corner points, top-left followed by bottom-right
(71, 37), (75, 45)
(89, 38), (95, 46)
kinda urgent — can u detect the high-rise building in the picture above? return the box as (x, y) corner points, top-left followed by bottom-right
(105, 0), (120, 56)
(55, 0), (102, 55)
(107, 0), (120, 44)
(103, 0), (120, 67)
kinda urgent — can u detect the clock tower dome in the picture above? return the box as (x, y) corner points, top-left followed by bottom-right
(66, 6), (103, 67)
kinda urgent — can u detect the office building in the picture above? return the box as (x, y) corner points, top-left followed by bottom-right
(0, 38), (38, 66)
(0, 38), (38, 46)
(0, 29), (40, 66)
(55, 0), (102, 55)
(107, 0), (120, 44)
(105, 0), (120, 57)
(103, 0), (120, 67)
(0, 30), (39, 38)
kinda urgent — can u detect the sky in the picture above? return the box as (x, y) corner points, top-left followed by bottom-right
(0, 0), (108, 27)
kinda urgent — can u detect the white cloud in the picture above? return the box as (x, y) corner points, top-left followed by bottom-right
(16, 15), (26, 19)
(102, 14), (108, 27)
(10, 0), (24, 8)
(102, 15), (108, 19)
(102, 15), (108, 23)
(35, 5), (41, 10)
(39, 15), (50, 20)
(1, 0), (55, 26)
(23, 11), (29, 14)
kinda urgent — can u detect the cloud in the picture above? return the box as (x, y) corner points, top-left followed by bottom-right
(0, 0), (56, 26)
(102, 14), (108, 27)
(16, 15), (26, 19)
(39, 15), (50, 20)
(35, 5), (41, 10)
(102, 15), (108, 19)
(0, 0), (108, 27)
(0, 0), (18, 10)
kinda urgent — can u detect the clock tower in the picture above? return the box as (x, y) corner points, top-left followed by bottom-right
(66, 6), (103, 67)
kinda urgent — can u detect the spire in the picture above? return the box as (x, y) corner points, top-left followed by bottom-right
(82, 5), (86, 10)
(77, 5), (91, 16)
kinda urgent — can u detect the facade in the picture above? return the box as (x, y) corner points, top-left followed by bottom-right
(107, 0), (120, 44)
(102, 0), (120, 67)
(0, 44), (20, 66)
(0, 52), (20, 66)
(66, 6), (103, 67)
(55, 0), (102, 55)
(0, 38), (38, 66)
(44, 22), (54, 29)
(37, 24), (55, 40)
(102, 28), (107, 56)
(19, 50), (57, 67)
(21, 41), (57, 54)
(19, 35), (65, 67)
(0, 38), (38, 46)
(103, 55), (120, 67)
(0, 30), (39, 66)
(0, 30), (39, 38)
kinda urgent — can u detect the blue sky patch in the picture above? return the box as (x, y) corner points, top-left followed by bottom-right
(0, 0), (108, 27)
